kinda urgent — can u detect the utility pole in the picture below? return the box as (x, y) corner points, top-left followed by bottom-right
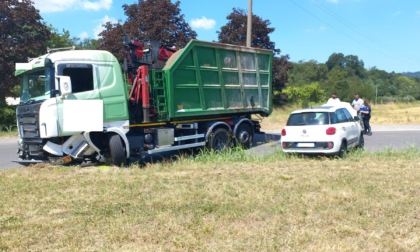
(246, 0), (252, 47)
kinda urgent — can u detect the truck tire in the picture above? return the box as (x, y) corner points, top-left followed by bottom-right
(208, 128), (230, 151)
(235, 123), (253, 149)
(109, 134), (127, 166)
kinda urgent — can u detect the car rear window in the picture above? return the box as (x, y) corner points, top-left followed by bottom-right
(287, 112), (329, 126)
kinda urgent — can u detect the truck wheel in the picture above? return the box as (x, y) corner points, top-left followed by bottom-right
(235, 123), (253, 149)
(208, 128), (230, 151)
(109, 134), (127, 166)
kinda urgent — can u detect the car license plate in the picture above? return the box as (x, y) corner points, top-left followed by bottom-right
(297, 143), (315, 148)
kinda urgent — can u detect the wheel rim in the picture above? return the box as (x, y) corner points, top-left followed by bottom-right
(236, 123), (253, 148)
(238, 131), (250, 144)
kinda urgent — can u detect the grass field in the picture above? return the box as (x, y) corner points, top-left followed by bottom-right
(1, 102), (420, 251)
(1, 150), (419, 251)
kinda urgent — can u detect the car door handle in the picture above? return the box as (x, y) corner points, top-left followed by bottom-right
(342, 127), (346, 130)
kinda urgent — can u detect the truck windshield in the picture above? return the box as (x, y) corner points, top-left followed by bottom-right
(20, 68), (54, 104)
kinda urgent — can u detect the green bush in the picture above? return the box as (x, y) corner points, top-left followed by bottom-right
(0, 99), (17, 132)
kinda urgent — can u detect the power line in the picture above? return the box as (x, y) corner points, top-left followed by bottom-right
(287, 0), (418, 70)
(311, 0), (418, 66)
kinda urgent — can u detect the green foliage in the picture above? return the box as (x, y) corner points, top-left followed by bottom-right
(0, 99), (17, 132)
(75, 38), (100, 50)
(282, 82), (325, 108)
(47, 26), (74, 49)
(0, 0), (50, 102)
(272, 56), (293, 105)
(99, 0), (197, 60)
(288, 52), (420, 104)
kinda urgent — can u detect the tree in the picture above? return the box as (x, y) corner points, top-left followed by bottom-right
(0, 0), (50, 101)
(98, 22), (125, 59)
(344, 55), (365, 78)
(76, 38), (100, 50)
(273, 55), (293, 105)
(99, 0), (197, 59)
(47, 26), (74, 49)
(217, 8), (291, 105)
(282, 82), (325, 108)
(326, 53), (345, 70)
(288, 60), (328, 87)
(218, 8), (277, 52)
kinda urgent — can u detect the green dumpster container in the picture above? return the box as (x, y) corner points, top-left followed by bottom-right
(150, 40), (273, 121)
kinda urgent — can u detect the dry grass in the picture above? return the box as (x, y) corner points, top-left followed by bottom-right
(1, 150), (420, 251)
(260, 102), (420, 131)
(2, 102), (420, 250)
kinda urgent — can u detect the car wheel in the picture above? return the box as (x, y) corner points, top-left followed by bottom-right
(337, 141), (347, 158)
(357, 132), (364, 149)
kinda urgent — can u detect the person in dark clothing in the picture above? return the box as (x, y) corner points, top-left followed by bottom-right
(360, 100), (372, 135)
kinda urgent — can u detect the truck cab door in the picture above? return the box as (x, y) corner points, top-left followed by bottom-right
(55, 63), (103, 135)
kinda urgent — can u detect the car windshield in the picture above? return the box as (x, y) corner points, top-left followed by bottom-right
(287, 112), (329, 126)
(20, 68), (55, 104)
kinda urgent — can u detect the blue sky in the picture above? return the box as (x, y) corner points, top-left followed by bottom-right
(33, 0), (420, 73)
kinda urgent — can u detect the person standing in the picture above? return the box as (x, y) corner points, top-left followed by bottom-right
(352, 94), (364, 129)
(360, 100), (372, 135)
(327, 92), (341, 105)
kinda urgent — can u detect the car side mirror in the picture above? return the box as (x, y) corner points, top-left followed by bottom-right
(56, 75), (72, 98)
(354, 116), (360, 121)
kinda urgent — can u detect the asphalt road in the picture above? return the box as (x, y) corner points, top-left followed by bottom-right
(0, 138), (20, 170)
(1, 126), (420, 170)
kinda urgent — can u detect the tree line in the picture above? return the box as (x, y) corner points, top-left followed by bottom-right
(1, 0), (419, 130)
(285, 54), (420, 107)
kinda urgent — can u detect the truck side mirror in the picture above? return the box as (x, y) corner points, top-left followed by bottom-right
(56, 75), (72, 98)
(50, 89), (60, 97)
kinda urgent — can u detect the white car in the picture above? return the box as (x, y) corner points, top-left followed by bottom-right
(280, 103), (364, 157)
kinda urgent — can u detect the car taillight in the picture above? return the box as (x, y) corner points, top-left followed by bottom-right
(281, 129), (286, 136)
(326, 127), (336, 135)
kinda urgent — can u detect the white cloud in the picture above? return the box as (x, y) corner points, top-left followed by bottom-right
(81, 0), (112, 11)
(79, 31), (90, 39)
(33, 0), (78, 13)
(190, 16), (216, 30)
(94, 15), (117, 39)
(325, 0), (340, 4)
(32, 0), (112, 13)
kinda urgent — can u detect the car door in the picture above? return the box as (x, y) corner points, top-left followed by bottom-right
(341, 108), (359, 147)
